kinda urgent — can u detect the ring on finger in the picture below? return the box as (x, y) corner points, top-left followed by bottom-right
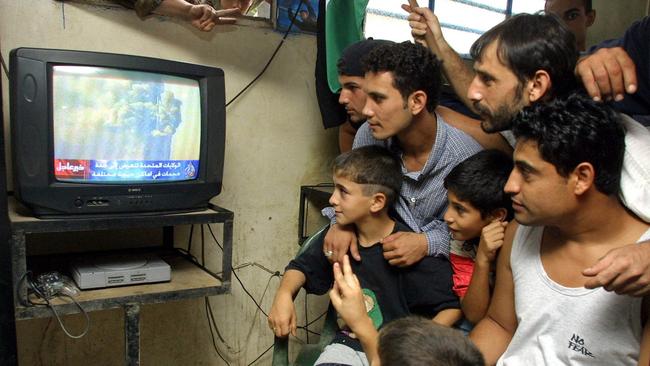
(324, 250), (333, 257)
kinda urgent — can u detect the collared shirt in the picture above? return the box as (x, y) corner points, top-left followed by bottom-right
(350, 113), (482, 257)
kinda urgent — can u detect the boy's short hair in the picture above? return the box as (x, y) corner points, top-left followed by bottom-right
(378, 316), (484, 366)
(361, 41), (442, 113)
(512, 92), (625, 196)
(444, 149), (514, 220)
(333, 145), (402, 207)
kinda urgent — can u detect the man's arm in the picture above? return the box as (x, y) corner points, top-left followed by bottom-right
(436, 106), (512, 154)
(382, 231), (429, 267)
(153, 0), (240, 31)
(469, 222), (518, 364)
(403, 4), (477, 113)
(431, 308), (463, 327)
(583, 241), (650, 296)
(268, 269), (305, 337)
(329, 256), (379, 364)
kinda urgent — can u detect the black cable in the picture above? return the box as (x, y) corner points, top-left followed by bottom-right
(205, 298), (232, 365)
(206, 223), (224, 250)
(0, 51), (8, 78)
(201, 224), (206, 265)
(225, 0), (306, 108)
(232, 266), (271, 318)
(246, 343), (274, 366)
(187, 224), (195, 255)
(303, 308), (327, 328)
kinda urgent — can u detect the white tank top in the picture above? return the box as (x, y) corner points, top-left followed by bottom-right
(497, 225), (650, 366)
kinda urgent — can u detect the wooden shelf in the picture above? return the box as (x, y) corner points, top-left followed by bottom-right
(15, 254), (228, 320)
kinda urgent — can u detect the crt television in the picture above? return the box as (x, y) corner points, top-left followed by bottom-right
(9, 47), (225, 217)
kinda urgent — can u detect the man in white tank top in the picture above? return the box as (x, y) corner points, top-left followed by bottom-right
(469, 93), (650, 365)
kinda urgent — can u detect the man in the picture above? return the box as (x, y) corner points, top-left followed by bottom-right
(324, 41), (483, 267)
(545, 0), (595, 52)
(405, 9), (650, 296)
(336, 39), (393, 152)
(470, 93), (650, 365)
(544, 1), (649, 124)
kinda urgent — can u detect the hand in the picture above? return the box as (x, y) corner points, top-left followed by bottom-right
(188, 5), (240, 31)
(476, 220), (508, 266)
(583, 241), (650, 297)
(401, 4), (444, 51)
(575, 47), (638, 102)
(329, 255), (374, 332)
(324, 223), (360, 263)
(267, 292), (297, 337)
(382, 232), (428, 267)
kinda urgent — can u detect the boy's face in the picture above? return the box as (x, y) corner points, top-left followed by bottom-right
(329, 174), (376, 226)
(443, 191), (492, 241)
(362, 71), (413, 140)
(504, 139), (574, 226)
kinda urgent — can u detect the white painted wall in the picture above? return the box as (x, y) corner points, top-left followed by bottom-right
(0, 1), (337, 364)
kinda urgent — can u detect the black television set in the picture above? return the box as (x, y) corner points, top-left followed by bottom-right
(9, 47), (225, 217)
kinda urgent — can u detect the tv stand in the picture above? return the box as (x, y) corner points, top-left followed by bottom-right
(6, 197), (233, 365)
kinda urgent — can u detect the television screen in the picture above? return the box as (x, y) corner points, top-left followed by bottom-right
(52, 65), (201, 184)
(11, 47), (225, 216)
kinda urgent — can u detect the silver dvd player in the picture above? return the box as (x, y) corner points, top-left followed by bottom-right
(71, 254), (171, 289)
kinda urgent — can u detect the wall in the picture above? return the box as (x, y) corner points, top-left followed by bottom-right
(587, 0), (649, 45)
(0, 1), (338, 365)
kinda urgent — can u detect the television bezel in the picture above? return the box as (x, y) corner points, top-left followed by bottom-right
(10, 47), (225, 217)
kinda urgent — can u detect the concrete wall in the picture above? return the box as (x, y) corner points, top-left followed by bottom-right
(587, 0), (649, 46)
(0, 1), (337, 364)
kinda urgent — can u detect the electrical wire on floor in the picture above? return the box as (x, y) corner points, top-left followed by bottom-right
(205, 222), (326, 336)
(198, 218), (331, 364)
(225, 0), (306, 108)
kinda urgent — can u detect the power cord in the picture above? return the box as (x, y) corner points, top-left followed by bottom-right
(225, 0), (306, 108)
(205, 222), (326, 336)
(20, 271), (90, 339)
(0, 51), (8, 78)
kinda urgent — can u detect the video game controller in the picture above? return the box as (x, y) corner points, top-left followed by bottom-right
(33, 271), (80, 299)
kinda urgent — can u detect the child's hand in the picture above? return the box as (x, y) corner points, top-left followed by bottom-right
(330, 256), (375, 334)
(476, 220), (508, 265)
(267, 292), (297, 338)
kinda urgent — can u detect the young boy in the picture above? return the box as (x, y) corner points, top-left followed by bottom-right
(443, 149), (514, 325)
(268, 145), (457, 366)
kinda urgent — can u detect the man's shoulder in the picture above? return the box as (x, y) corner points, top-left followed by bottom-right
(439, 118), (483, 158)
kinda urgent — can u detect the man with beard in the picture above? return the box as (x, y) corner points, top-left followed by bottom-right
(405, 10), (650, 297)
(473, 92), (650, 365)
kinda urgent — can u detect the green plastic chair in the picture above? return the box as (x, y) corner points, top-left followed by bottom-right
(272, 225), (339, 366)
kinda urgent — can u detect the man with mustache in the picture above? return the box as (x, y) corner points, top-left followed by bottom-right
(406, 8), (650, 297)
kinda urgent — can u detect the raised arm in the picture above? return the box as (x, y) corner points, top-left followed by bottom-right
(462, 220), (508, 324)
(402, 3), (477, 112)
(469, 221), (518, 364)
(153, 0), (240, 31)
(436, 106), (512, 154)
